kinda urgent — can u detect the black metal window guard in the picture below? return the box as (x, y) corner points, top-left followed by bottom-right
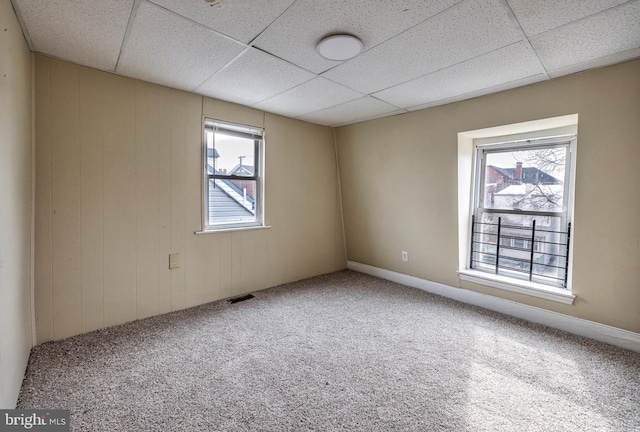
(470, 215), (571, 288)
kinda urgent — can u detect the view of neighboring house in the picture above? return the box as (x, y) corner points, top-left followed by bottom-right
(474, 161), (568, 286)
(207, 152), (256, 225)
(208, 181), (255, 224)
(228, 163), (256, 201)
(484, 162), (562, 209)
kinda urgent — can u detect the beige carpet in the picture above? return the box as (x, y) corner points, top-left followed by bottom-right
(18, 270), (640, 431)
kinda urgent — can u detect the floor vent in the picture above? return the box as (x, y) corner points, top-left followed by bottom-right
(228, 294), (255, 304)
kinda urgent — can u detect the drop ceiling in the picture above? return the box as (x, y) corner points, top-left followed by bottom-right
(11, 0), (640, 127)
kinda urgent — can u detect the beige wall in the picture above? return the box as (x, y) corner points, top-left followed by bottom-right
(34, 56), (346, 343)
(0, 0), (33, 408)
(336, 59), (640, 333)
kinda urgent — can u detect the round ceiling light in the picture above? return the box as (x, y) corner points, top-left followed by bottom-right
(317, 34), (363, 61)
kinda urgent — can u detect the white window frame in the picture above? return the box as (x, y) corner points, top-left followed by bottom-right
(200, 118), (265, 232)
(472, 135), (574, 282)
(457, 117), (578, 304)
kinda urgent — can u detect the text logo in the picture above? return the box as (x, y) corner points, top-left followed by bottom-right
(0, 410), (69, 432)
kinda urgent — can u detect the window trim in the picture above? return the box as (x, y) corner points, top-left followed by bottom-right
(457, 116), (578, 303)
(471, 135), (576, 289)
(201, 118), (265, 232)
(457, 269), (575, 304)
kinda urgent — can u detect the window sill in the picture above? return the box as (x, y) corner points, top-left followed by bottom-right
(195, 225), (271, 235)
(457, 269), (575, 305)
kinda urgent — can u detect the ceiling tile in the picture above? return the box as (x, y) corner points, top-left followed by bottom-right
(507, 0), (628, 37)
(195, 48), (315, 106)
(13, 0), (133, 71)
(373, 42), (546, 109)
(116, 1), (246, 92)
(407, 74), (547, 112)
(323, 0), (523, 94)
(547, 47), (640, 79)
(297, 97), (405, 127)
(253, 0), (462, 74)
(531, 1), (640, 73)
(147, 0), (296, 44)
(252, 77), (363, 118)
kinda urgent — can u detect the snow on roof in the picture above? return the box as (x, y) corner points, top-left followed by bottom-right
(495, 184), (564, 196)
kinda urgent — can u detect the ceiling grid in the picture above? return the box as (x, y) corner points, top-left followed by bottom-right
(10, 0), (640, 126)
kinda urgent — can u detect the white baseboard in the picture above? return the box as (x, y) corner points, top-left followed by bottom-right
(347, 261), (640, 353)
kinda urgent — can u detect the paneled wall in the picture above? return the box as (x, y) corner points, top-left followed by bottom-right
(0, 0), (33, 408)
(336, 59), (640, 333)
(34, 56), (346, 343)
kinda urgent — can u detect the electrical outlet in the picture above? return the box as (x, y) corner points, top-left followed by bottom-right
(401, 251), (409, 262)
(169, 253), (180, 269)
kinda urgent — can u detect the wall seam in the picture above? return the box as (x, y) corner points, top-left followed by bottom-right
(101, 72), (105, 327)
(30, 53), (36, 347)
(78, 66), (83, 335)
(134, 82), (138, 320)
(48, 58), (54, 341)
(332, 127), (348, 268)
(169, 92), (174, 311)
(101, 74), (105, 328)
(183, 98), (187, 309)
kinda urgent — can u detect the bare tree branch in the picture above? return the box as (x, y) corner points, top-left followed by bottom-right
(524, 148), (566, 177)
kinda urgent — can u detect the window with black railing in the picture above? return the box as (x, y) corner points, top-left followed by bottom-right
(470, 214), (571, 288)
(468, 134), (575, 290)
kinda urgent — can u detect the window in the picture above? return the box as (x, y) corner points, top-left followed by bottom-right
(203, 119), (263, 231)
(469, 135), (575, 289)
